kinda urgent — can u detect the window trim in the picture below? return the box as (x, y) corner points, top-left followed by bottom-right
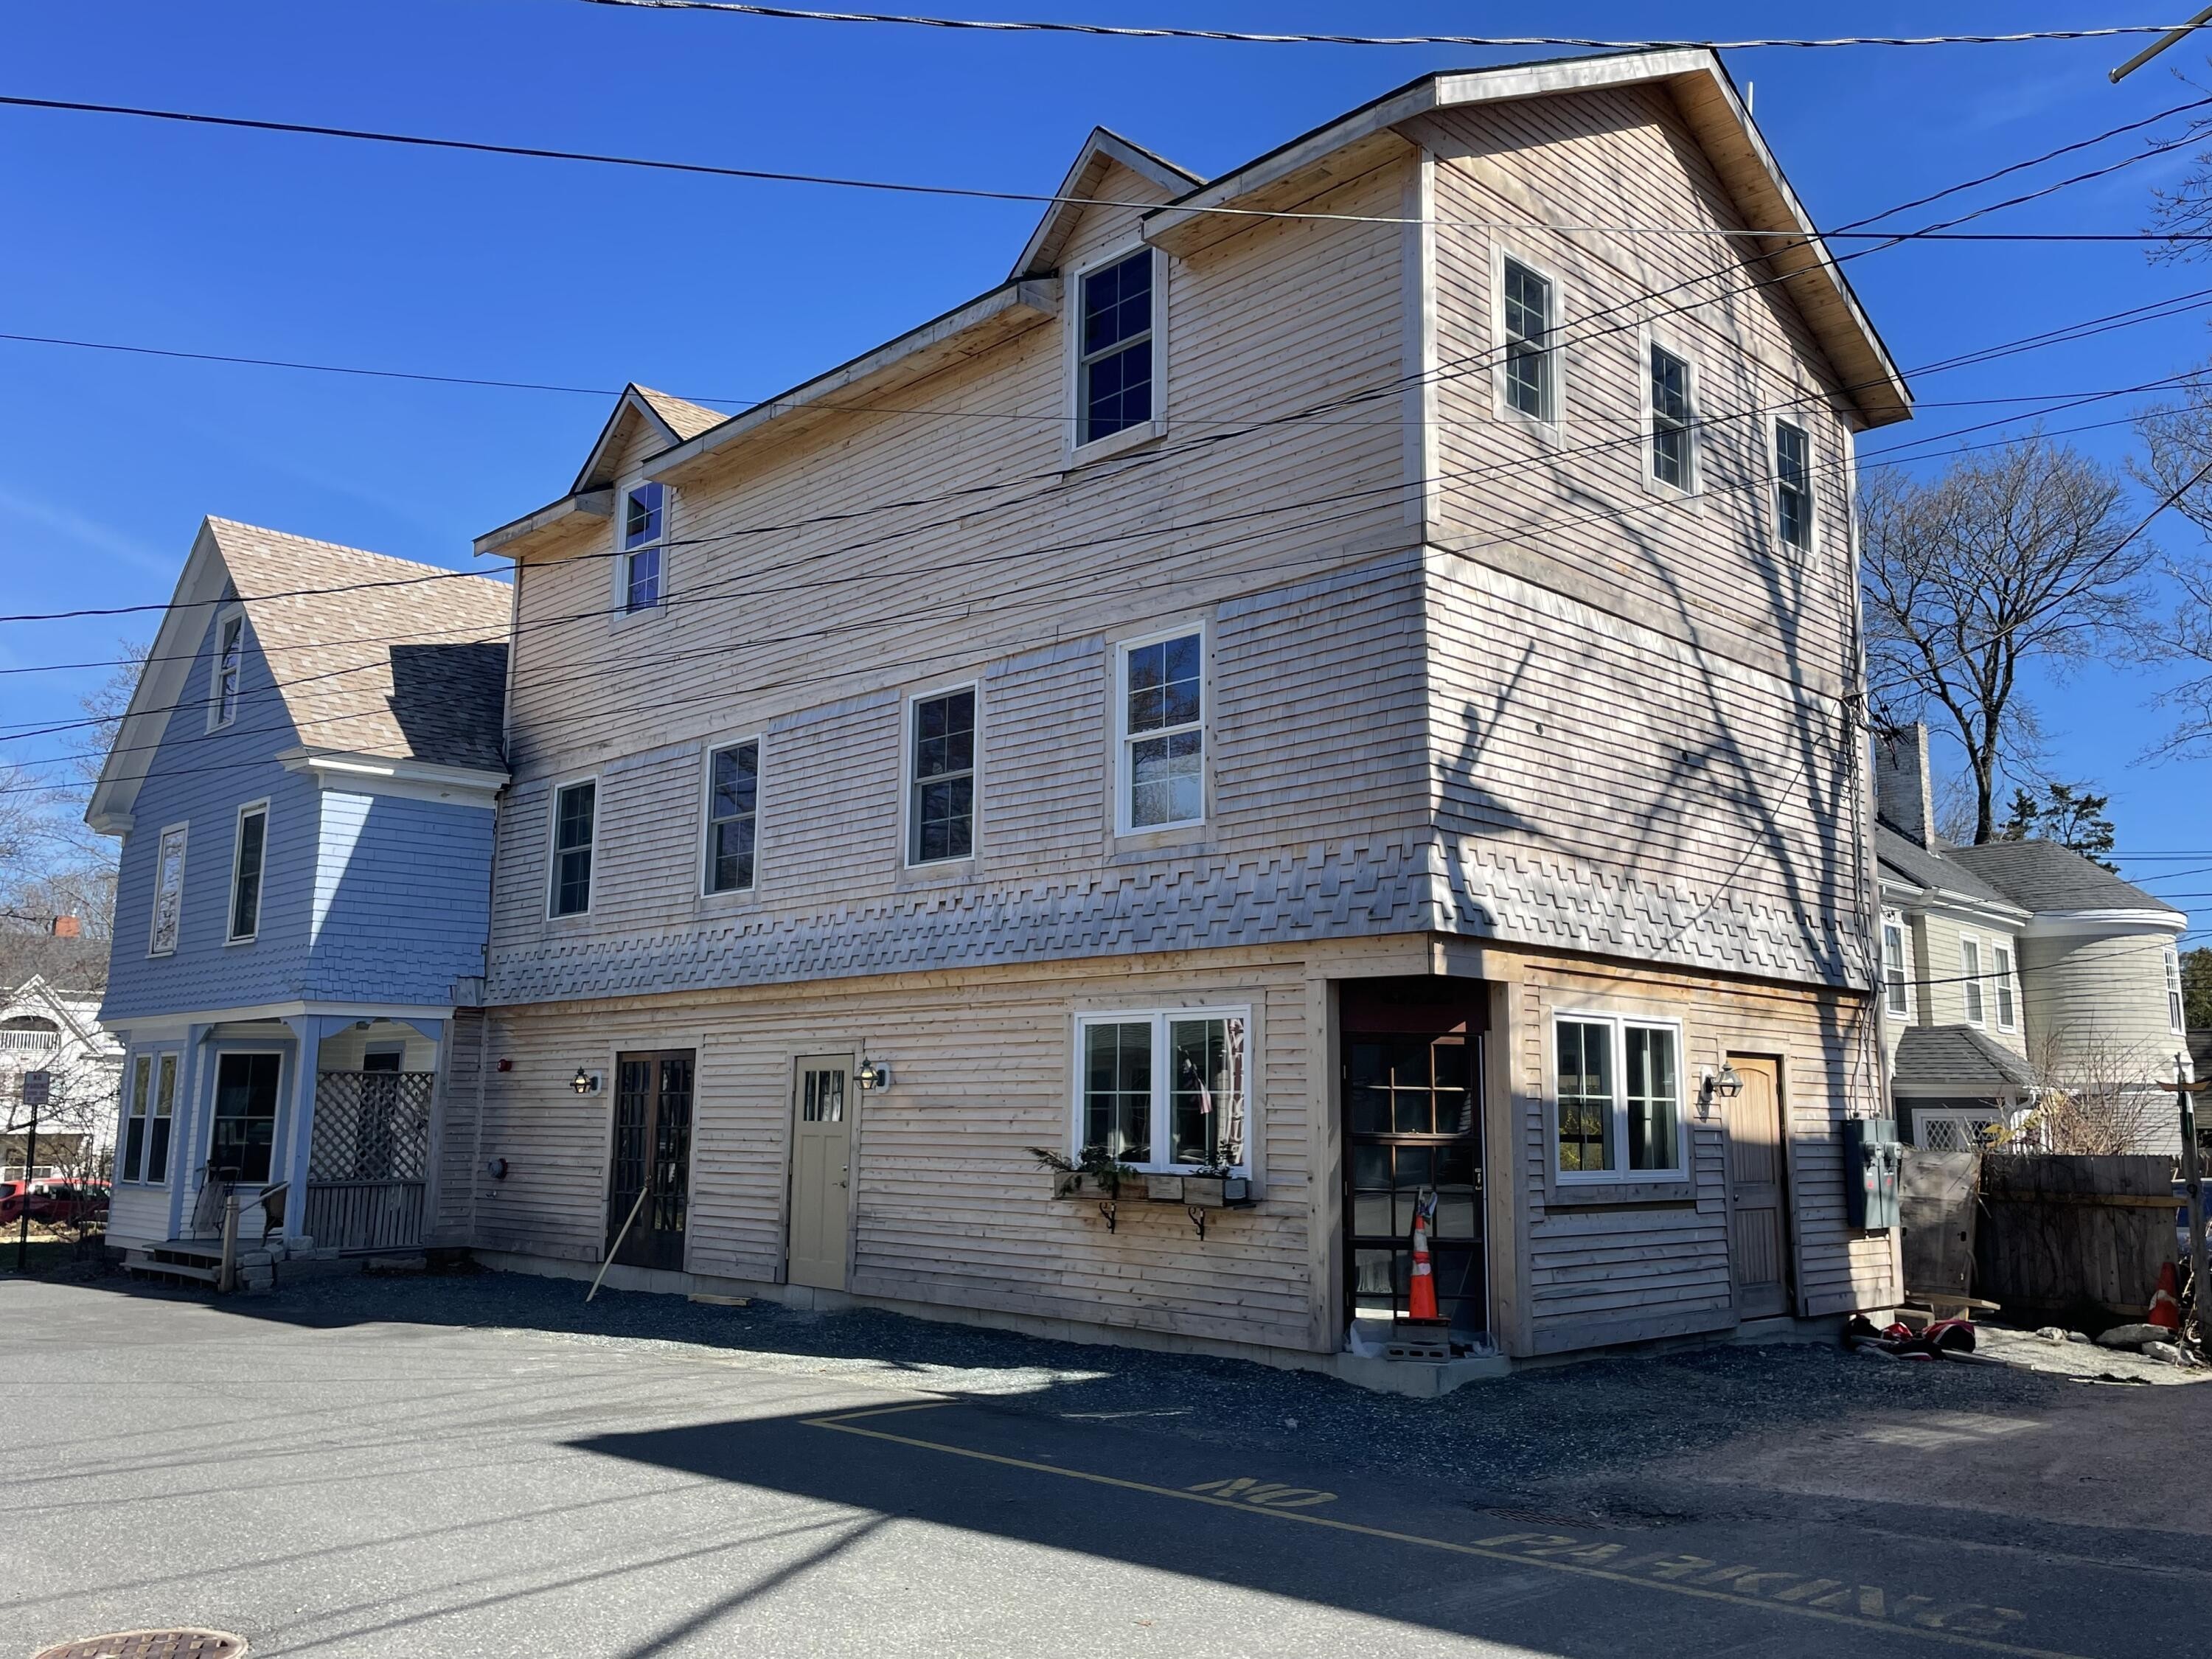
(1880, 910), (1913, 1020)
(1493, 244), (1565, 434)
(122, 1054), (152, 1183)
(206, 605), (246, 731)
(147, 820), (189, 958)
(1550, 1009), (1689, 1186)
(1992, 942), (2018, 1032)
(1770, 414), (1817, 554)
(1065, 243), (1169, 466)
(1068, 1004), (1253, 1176)
(1112, 622), (1208, 839)
(1640, 331), (1703, 498)
(546, 774), (600, 920)
(204, 1045), (287, 1187)
(2167, 948), (2186, 1034)
(613, 478), (671, 617)
(226, 799), (269, 946)
(902, 679), (980, 869)
(700, 735), (764, 898)
(1960, 936), (1986, 1028)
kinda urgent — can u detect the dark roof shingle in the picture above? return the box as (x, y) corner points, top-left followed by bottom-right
(1893, 1024), (2037, 1089)
(1943, 838), (2175, 915)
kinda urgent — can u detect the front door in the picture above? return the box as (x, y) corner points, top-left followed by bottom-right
(210, 1051), (282, 1185)
(608, 1051), (694, 1271)
(1727, 1054), (1792, 1319)
(787, 1055), (852, 1291)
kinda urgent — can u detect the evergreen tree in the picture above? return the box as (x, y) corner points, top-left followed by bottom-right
(1997, 782), (2118, 871)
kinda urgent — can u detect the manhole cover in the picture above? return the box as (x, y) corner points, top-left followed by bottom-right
(33, 1632), (246, 1659)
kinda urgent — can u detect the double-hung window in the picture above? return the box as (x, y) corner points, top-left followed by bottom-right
(1881, 914), (1911, 1018)
(1076, 1008), (1249, 1171)
(550, 780), (596, 918)
(2168, 950), (2186, 1033)
(1500, 257), (1557, 422)
(909, 687), (975, 863)
(1993, 943), (2017, 1031)
(1078, 250), (1155, 447)
(621, 481), (667, 613)
(1774, 420), (1814, 550)
(228, 803), (267, 944)
(1649, 343), (1695, 491)
(148, 824), (187, 957)
(1119, 631), (1203, 832)
(1554, 1014), (1683, 1180)
(123, 1051), (178, 1184)
(211, 613), (244, 728)
(1960, 938), (1986, 1026)
(705, 741), (759, 895)
(122, 1055), (151, 1182)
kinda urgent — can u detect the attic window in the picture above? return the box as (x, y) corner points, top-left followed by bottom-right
(1648, 344), (1695, 492)
(622, 482), (666, 612)
(1078, 250), (1155, 446)
(212, 613), (244, 728)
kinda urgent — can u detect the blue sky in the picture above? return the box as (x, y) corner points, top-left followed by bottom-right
(4, 1), (2210, 928)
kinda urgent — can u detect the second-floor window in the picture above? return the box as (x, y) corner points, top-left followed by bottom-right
(1993, 943), (2017, 1031)
(1649, 343), (1695, 491)
(1120, 631), (1203, 832)
(551, 780), (596, 917)
(2168, 949), (2186, 1033)
(228, 804), (267, 944)
(148, 824), (187, 957)
(212, 614), (244, 728)
(622, 482), (666, 612)
(1079, 250), (1154, 446)
(706, 741), (758, 894)
(1501, 257), (1556, 421)
(910, 687), (975, 863)
(1961, 937), (1986, 1026)
(1881, 914), (1910, 1018)
(1774, 420), (1813, 550)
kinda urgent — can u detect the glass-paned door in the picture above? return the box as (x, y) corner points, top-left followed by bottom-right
(1343, 1027), (1485, 1339)
(608, 1051), (695, 1271)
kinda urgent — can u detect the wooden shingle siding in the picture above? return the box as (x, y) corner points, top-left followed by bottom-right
(430, 1006), (485, 1245)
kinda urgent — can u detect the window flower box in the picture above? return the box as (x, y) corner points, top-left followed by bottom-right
(1181, 1175), (1251, 1208)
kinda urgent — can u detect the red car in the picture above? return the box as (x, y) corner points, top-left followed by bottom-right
(0, 1183), (108, 1228)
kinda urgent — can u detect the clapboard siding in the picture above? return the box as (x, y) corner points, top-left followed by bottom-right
(1910, 911), (2028, 1052)
(473, 947), (1326, 1352)
(2017, 931), (2185, 1080)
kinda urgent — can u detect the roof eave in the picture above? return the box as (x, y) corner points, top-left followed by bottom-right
(474, 489), (615, 560)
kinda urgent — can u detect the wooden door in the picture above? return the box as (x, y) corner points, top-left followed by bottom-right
(1728, 1055), (1791, 1319)
(608, 1051), (694, 1272)
(787, 1055), (853, 1291)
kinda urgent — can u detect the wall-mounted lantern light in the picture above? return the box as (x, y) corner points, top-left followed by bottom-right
(855, 1058), (892, 1092)
(1699, 1062), (1744, 1117)
(571, 1067), (602, 1096)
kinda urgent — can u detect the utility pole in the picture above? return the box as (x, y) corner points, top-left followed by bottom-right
(14, 1069), (49, 1272)
(2111, 7), (2212, 82)
(2168, 1057), (2210, 1354)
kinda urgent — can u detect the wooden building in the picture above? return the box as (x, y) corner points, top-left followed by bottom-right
(459, 49), (1907, 1372)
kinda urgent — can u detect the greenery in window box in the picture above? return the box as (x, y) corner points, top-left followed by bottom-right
(1029, 1146), (1145, 1198)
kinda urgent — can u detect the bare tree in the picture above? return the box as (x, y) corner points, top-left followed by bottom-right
(1860, 438), (2154, 843)
(2017, 1025), (2173, 1155)
(2131, 378), (2212, 757)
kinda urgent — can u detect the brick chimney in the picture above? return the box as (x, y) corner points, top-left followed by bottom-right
(1874, 723), (1937, 849)
(48, 915), (80, 939)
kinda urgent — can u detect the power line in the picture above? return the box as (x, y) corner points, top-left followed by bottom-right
(567, 4), (2212, 54)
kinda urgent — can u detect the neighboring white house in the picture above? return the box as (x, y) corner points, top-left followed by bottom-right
(1873, 726), (2191, 1153)
(1, 975), (125, 1181)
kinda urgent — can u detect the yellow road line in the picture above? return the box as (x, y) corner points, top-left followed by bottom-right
(801, 1406), (2088, 1659)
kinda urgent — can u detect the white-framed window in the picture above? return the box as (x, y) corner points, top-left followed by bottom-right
(227, 801), (268, 945)
(1646, 341), (1697, 493)
(1992, 943), (2017, 1032)
(1116, 628), (1204, 833)
(619, 481), (667, 613)
(122, 1054), (150, 1182)
(1881, 911), (1912, 1018)
(122, 1050), (178, 1185)
(1553, 1012), (1685, 1180)
(1960, 936), (1986, 1026)
(908, 684), (976, 864)
(147, 822), (187, 957)
(703, 740), (759, 896)
(1073, 1007), (1249, 1172)
(2167, 949), (2186, 1033)
(1773, 418), (1814, 551)
(1499, 254), (1558, 424)
(208, 608), (245, 730)
(548, 779), (597, 918)
(1071, 246), (1164, 455)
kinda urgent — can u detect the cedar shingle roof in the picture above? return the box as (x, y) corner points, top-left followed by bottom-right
(207, 518), (510, 771)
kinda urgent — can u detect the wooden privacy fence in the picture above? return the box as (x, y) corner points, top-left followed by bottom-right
(1975, 1153), (2176, 1321)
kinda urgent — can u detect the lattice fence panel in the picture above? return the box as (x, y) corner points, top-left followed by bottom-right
(310, 1072), (431, 1183)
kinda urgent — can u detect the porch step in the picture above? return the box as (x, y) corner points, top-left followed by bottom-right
(125, 1247), (220, 1285)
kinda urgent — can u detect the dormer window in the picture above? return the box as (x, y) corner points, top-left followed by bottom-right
(211, 613), (244, 728)
(622, 482), (666, 612)
(1078, 250), (1155, 448)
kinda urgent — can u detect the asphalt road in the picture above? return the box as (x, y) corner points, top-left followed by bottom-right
(3, 1276), (2206, 1659)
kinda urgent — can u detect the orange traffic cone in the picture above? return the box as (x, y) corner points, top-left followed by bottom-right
(1408, 1203), (1441, 1323)
(2149, 1262), (2182, 1333)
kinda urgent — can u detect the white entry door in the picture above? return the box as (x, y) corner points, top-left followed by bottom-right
(787, 1055), (853, 1290)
